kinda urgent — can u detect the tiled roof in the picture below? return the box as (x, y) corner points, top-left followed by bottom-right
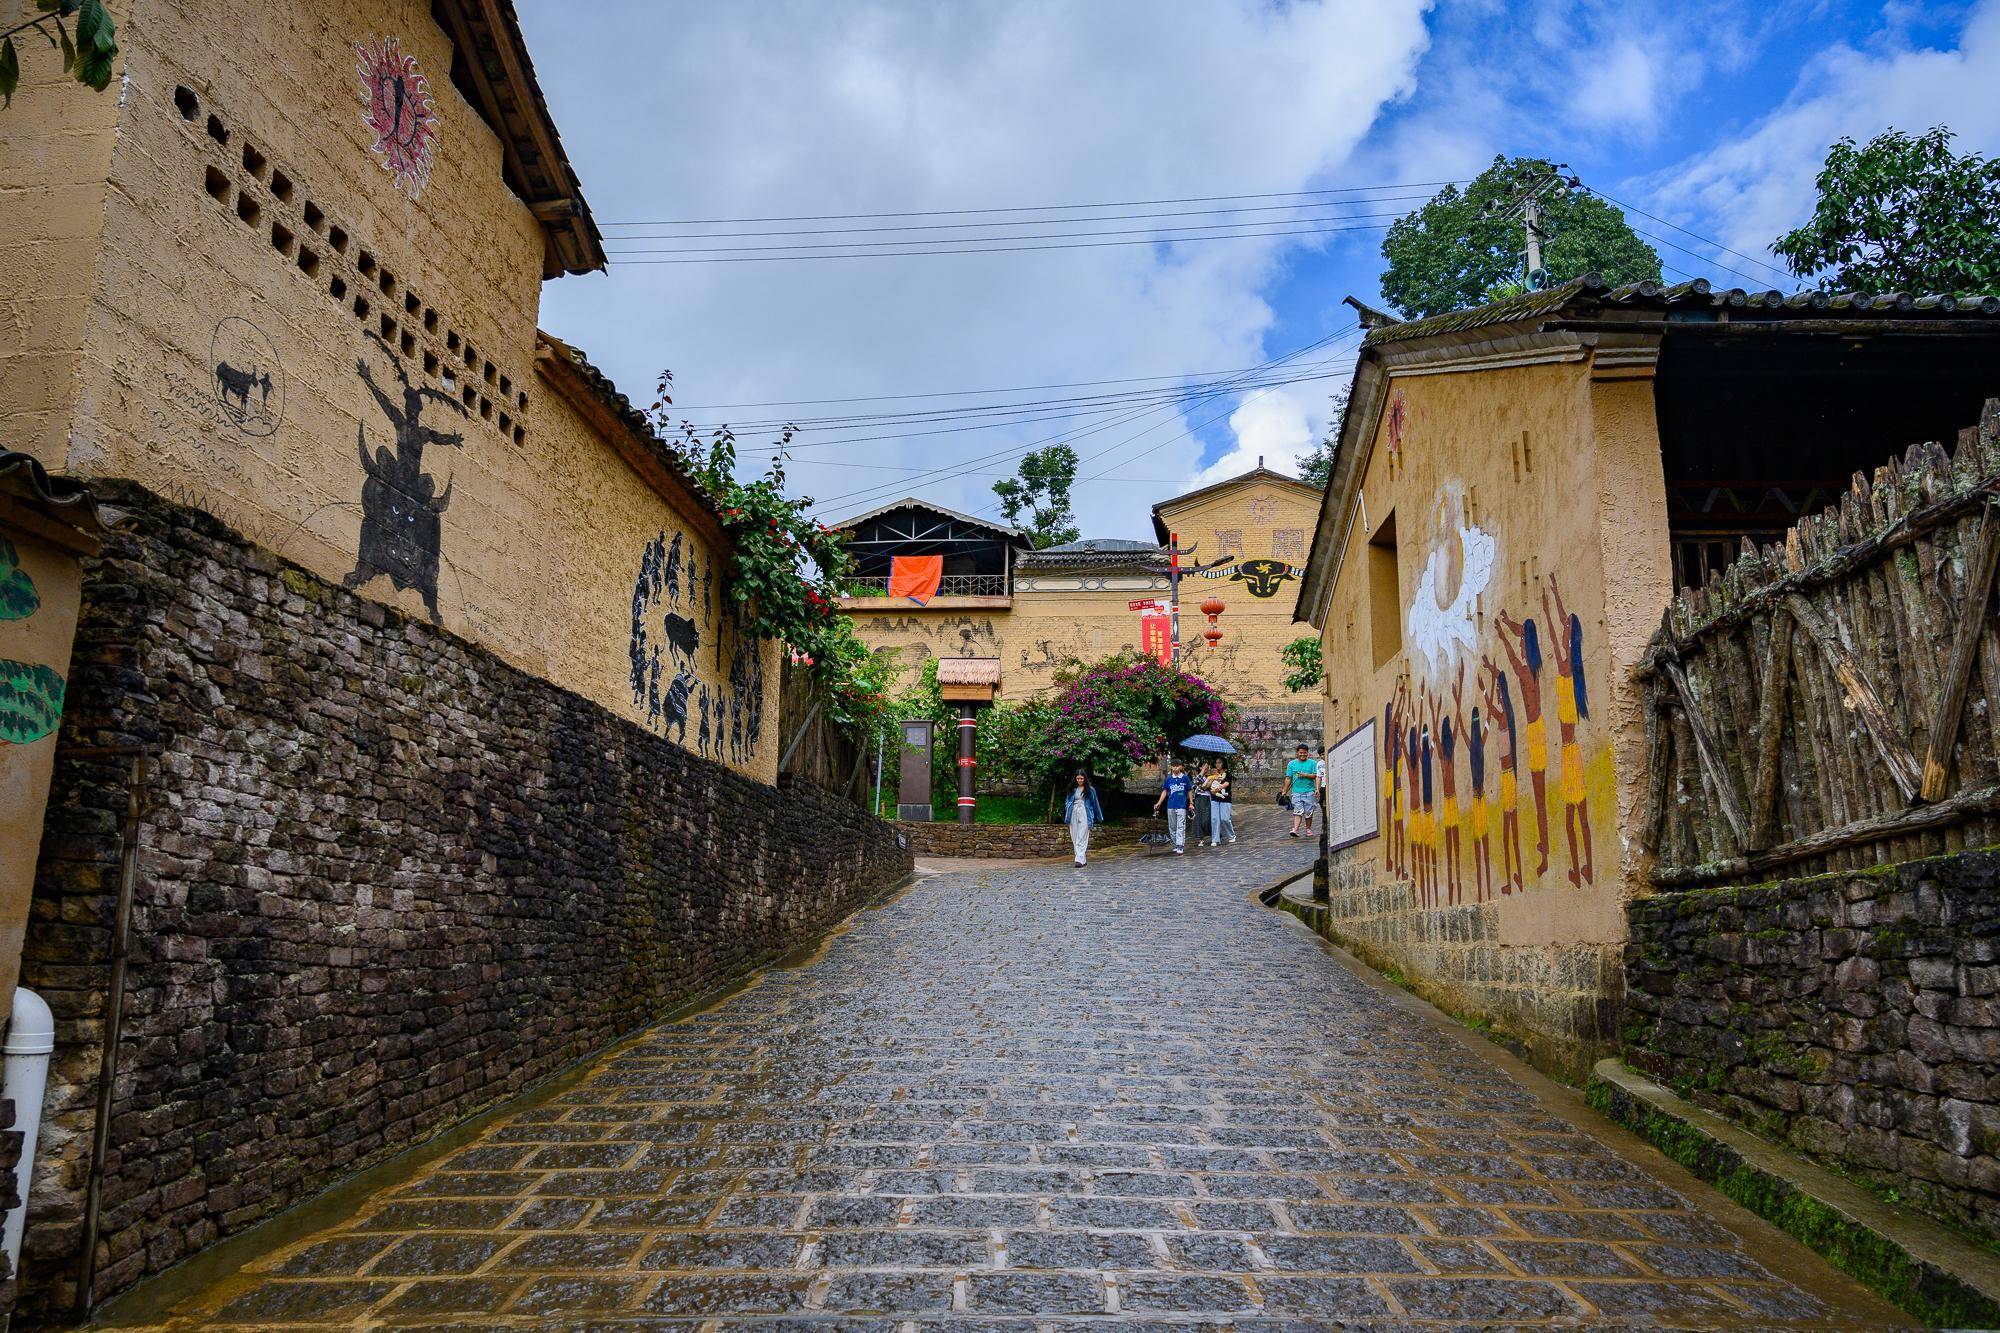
(1036, 538), (1159, 554)
(1364, 274), (2000, 346)
(535, 333), (721, 519)
(936, 656), (1002, 685)
(0, 450), (120, 542)
(826, 497), (1026, 540)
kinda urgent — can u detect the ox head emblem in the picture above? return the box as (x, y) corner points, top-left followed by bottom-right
(1231, 558), (1293, 599)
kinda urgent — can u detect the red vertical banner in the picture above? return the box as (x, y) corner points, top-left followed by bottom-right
(1140, 612), (1173, 667)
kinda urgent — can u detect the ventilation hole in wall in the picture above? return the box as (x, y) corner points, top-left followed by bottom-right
(329, 275), (347, 300)
(482, 361), (496, 384)
(205, 113), (227, 143)
(498, 375), (512, 398)
(242, 143), (267, 178)
(377, 268), (395, 297)
(296, 246), (319, 278)
(203, 165), (230, 202)
(270, 171), (293, 204)
(446, 331), (460, 351)
(479, 396), (493, 421)
(399, 331), (415, 357)
(356, 251), (376, 277)
(442, 368), (457, 392)
(270, 221), (294, 257)
(463, 343), (476, 366)
(328, 225), (347, 253)
(512, 423), (525, 446)
(173, 86), (199, 120)
(498, 411), (511, 434)
(302, 200), (324, 231)
(404, 292), (420, 315)
(353, 295), (370, 320)
(517, 391), (528, 411)
(423, 351), (439, 375)
(423, 308), (437, 333)
(235, 192), (261, 226)
(379, 314), (396, 341)
(461, 384), (476, 407)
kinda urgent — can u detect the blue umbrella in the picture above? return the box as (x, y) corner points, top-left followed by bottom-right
(1179, 734), (1237, 755)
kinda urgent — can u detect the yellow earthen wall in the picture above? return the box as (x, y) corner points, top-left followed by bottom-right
(0, 0), (777, 780)
(1311, 352), (1673, 1068)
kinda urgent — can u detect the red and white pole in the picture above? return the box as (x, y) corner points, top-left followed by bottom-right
(956, 704), (977, 825)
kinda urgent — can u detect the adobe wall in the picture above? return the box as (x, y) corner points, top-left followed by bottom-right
(1625, 850), (2000, 1243)
(15, 486), (910, 1317)
(1314, 349), (1671, 1074)
(3, 0), (779, 782)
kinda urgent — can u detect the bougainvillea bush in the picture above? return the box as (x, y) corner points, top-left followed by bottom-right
(1005, 651), (1234, 800)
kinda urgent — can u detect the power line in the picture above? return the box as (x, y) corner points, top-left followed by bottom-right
(602, 193), (1443, 243)
(599, 180), (1466, 228)
(608, 218), (1396, 263)
(1582, 186), (1795, 285)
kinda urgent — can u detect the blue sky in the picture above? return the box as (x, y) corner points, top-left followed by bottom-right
(519, 1), (2000, 539)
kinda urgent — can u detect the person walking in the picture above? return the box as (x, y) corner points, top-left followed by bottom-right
(1063, 769), (1104, 867)
(1208, 763), (1236, 846)
(1283, 743), (1318, 838)
(1153, 758), (1193, 855)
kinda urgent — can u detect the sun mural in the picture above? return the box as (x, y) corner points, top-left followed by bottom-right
(355, 35), (439, 200)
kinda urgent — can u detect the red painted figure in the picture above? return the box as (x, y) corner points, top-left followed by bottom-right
(1480, 658), (1525, 896)
(1496, 609), (1550, 879)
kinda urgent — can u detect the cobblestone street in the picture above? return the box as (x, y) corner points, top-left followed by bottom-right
(135, 812), (1901, 1328)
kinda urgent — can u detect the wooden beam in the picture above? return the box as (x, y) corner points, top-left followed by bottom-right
(1747, 610), (1794, 848)
(1782, 592), (1924, 803)
(1652, 783), (2000, 888)
(1922, 498), (2000, 801)
(1661, 659), (1750, 849)
(1641, 690), (1673, 854)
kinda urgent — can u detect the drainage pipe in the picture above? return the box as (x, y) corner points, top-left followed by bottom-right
(2, 987), (55, 1278)
(67, 746), (146, 1321)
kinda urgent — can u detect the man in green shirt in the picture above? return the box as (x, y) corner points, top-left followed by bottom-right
(1284, 743), (1318, 839)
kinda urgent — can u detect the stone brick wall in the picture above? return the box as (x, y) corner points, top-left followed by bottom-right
(17, 484), (910, 1318)
(901, 820), (1148, 859)
(0, 1096), (21, 1325)
(1314, 858), (1619, 1082)
(1624, 849), (2000, 1242)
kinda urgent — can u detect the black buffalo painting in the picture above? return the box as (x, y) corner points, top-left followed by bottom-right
(346, 334), (466, 623)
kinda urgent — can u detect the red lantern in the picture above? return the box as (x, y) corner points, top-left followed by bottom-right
(1204, 625), (1223, 645)
(1200, 596), (1225, 646)
(1200, 597), (1225, 618)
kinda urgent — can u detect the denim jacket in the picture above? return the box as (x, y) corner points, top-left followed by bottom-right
(1063, 785), (1104, 825)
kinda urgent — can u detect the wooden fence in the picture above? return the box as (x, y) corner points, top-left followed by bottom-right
(774, 655), (878, 802)
(1640, 399), (2000, 888)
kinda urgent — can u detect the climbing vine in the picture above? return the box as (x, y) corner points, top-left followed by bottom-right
(646, 371), (890, 735)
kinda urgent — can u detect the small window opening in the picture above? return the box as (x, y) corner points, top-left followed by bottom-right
(270, 169), (292, 202)
(463, 343), (476, 366)
(512, 424), (525, 446)
(498, 375), (511, 397)
(461, 384), (476, 407)
(516, 391), (527, 411)
(441, 368), (457, 392)
(203, 165), (230, 202)
(404, 292), (420, 315)
(235, 192), (261, 226)
(357, 251), (376, 278)
(242, 143), (266, 178)
(399, 331), (416, 357)
(423, 351), (439, 375)
(329, 275), (347, 300)
(422, 308), (438, 333)
(379, 314), (396, 341)
(378, 268), (395, 296)
(269, 221), (294, 256)
(296, 246), (319, 278)
(1368, 510), (1402, 670)
(478, 396), (492, 421)
(498, 411), (511, 434)
(302, 201), (324, 231)
(353, 295), (370, 320)
(205, 113), (227, 144)
(482, 361), (496, 384)
(173, 86), (198, 120)
(328, 225), (348, 253)
(446, 331), (460, 352)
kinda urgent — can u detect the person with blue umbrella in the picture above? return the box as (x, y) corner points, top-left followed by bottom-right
(1179, 734), (1238, 847)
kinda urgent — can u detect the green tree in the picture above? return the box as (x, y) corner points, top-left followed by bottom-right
(1379, 156), (1662, 318)
(1294, 385), (1348, 491)
(992, 443), (1081, 548)
(1, 1), (117, 107)
(1773, 127), (2000, 295)
(1280, 636), (1322, 694)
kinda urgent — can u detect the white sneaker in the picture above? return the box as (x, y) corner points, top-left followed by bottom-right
(1228, 835), (1238, 844)
(1173, 848), (1185, 855)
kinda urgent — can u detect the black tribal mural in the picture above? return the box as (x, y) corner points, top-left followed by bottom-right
(345, 333), (466, 623)
(629, 530), (763, 766)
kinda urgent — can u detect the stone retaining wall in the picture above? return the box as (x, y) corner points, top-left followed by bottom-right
(1313, 858), (1619, 1082)
(900, 820), (1148, 859)
(17, 484), (911, 1318)
(1624, 849), (2000, 1242)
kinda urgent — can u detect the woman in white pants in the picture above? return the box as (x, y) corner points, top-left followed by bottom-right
(1064, 769), (1104, 866)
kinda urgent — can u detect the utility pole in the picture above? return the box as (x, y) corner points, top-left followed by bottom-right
(1168, 531), (1182, 666)
(1522, 191), (1544, 287)
(1486, 163), (1576, 290)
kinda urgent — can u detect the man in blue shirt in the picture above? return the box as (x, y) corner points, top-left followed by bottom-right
(1284, 743), (1318, 839)
(1152, 758), (1193, 855)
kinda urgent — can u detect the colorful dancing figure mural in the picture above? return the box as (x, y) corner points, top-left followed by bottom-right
(1545, 575), (1595, 887)
(1479, 660), (1525, 895)
(1495, 608), (1551, 877)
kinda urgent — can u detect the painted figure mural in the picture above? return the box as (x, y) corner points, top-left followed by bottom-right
(1378, 538), (1605, 904)
(356, 35), (440, 200)
(346, 335), (466, 624)
(629, 531), (765, 768)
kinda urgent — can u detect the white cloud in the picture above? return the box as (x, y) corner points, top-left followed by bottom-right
(1571, 37), (1661, 138)
(1635, 0), (2000, 265)
(1191, 387), (1324, 490)
(520, 0), (1432, 539)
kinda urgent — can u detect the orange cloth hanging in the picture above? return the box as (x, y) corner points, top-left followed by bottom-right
(889, 555), (944, 605)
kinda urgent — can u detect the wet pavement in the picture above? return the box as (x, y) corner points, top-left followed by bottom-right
(132, 808), (1904, 1328)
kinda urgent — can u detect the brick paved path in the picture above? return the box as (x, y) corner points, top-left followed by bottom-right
(144, 809), (1901, 1328)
